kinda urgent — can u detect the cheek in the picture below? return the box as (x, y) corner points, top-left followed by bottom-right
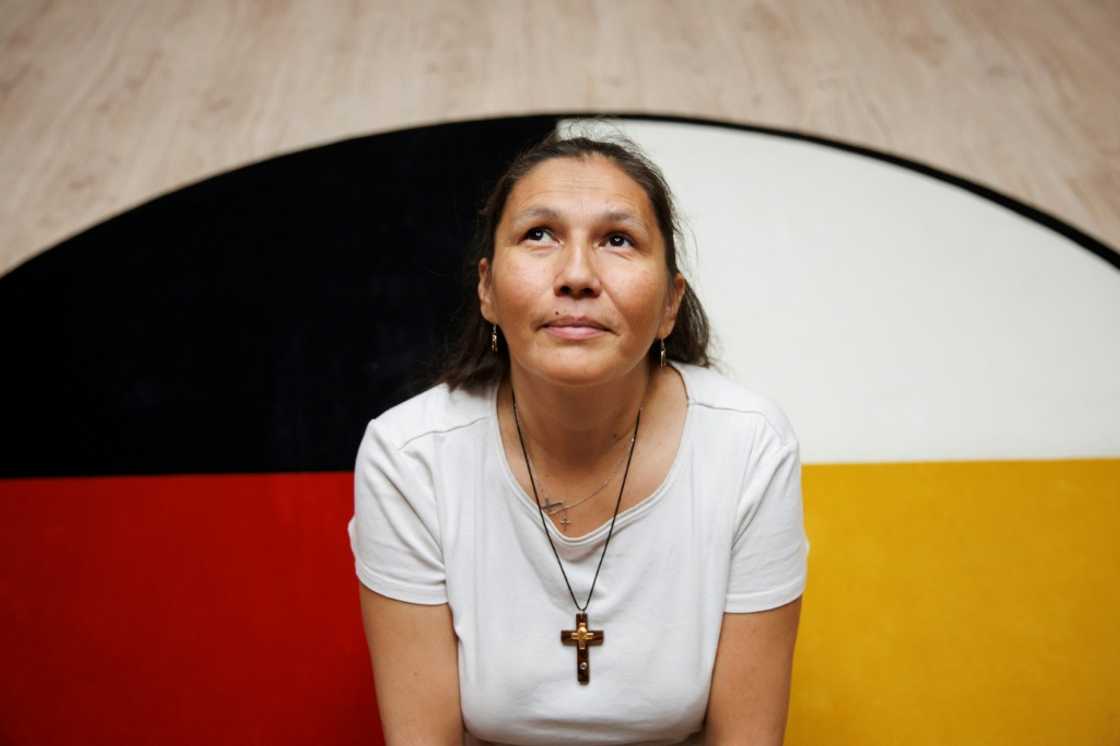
(607, 269), (670, 327)
(492, 260), (545, 317)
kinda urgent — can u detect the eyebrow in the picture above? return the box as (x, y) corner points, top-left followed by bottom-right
(510, 206), (647, 229)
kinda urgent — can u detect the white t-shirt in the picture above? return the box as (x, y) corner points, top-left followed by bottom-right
(347, 363), (808, 745)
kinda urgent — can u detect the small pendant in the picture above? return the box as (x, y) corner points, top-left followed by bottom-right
(561, 612), (603, 684)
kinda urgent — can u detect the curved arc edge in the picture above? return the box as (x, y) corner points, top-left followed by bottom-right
(7, 111), (1115, 282)
(1, 114), (557, 281)
(562, 110), (1120, 273)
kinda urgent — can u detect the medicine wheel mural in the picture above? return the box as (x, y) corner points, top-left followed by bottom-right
(2, 114), (1117, 746)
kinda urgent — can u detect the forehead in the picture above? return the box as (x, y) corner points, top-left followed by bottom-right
(503, 155), (656, 223)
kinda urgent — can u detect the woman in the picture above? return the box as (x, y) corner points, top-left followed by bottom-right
(347, 131), (807, 745)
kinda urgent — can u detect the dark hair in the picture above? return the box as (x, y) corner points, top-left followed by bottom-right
(437, 127), (712, 391)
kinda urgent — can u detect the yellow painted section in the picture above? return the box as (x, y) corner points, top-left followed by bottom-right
(787, 459), (1120, 746)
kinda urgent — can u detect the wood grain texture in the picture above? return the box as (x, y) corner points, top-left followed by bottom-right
(2, 0), (1117, 275)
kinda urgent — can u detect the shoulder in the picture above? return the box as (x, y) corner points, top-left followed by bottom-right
(675, 363), (798, 449)
(361, 382), (494, 455)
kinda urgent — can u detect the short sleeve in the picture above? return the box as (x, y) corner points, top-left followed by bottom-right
(725, 430), (809, 613)
(346, 419), (448, 605)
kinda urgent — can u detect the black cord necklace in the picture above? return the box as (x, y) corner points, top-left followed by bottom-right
(510, 387), (642, 685)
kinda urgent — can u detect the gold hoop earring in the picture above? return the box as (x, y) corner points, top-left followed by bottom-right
(491, 325), (499, 353)
(659, 338), (666, 369)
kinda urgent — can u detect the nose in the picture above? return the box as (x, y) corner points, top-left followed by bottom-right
(554, 239), (601, 299)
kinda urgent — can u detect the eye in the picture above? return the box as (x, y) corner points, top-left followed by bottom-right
(523, 226), (552, 243)
(606, 233), (634, 248)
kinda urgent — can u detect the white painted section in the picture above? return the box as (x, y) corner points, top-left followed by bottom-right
(562, 119), (1120, 463)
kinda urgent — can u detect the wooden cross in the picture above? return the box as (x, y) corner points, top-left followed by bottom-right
(561, 612), (603, 684)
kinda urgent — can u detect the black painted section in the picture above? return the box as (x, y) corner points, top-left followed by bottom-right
(1, 116), (558, 477)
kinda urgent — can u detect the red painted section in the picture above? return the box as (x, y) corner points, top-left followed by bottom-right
(0, 473), (384, 746)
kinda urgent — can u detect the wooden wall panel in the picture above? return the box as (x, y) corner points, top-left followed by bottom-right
(2, 0), (1117, 275)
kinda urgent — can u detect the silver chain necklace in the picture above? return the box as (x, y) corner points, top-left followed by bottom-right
(523, 428), (637, 528)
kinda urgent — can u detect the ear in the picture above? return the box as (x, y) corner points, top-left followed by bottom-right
(658, 272), (686, 339)
(478, 257), (496, 324)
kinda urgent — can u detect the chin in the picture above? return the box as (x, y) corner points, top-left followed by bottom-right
(517, 350), (646, 389)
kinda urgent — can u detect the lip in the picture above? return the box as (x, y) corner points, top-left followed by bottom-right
(542, 316), (609, 340)
(544, 325), (606, 340)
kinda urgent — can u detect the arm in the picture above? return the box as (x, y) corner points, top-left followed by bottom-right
(705, 597), (802, 746)
(359, 583), (463, 746)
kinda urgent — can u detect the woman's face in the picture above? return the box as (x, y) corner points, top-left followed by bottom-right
(479, 154), (685, 389)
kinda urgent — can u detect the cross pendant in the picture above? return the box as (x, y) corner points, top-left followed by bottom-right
(561, 612), (603, 684)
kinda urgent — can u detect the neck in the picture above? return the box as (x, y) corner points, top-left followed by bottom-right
(508, 363), (654, 468)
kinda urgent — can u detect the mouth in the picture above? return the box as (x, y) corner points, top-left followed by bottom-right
(542, 316), (609, 340)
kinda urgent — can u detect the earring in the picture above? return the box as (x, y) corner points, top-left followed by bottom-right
(491, 324), (499, 353)
(659, 338), (666, 369)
